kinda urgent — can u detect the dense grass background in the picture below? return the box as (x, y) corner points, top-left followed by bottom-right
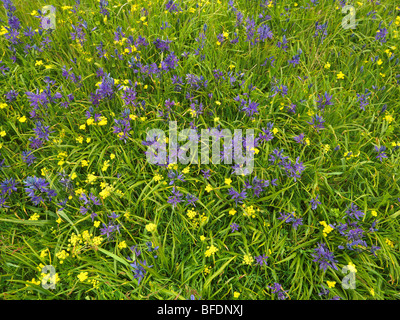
(0, 0), (399, 300)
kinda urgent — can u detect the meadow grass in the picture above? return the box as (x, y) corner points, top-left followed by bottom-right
(0, 0), (400, 300)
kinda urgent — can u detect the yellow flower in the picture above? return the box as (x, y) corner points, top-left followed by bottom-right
(327, 281), (336, 288)
(110, 153), (115, 159)
(323, 144), (330, 153)
(233, 292), (240, 298)
(200, 235), (206, 241)
(154, 174), (163, 181)
(145, 223), (157, 233)
(56, 217), (62, 224)
(97, 117), (107, 126)
(371, 210), (377, 217)
(167, 163), (178, 170)
(18, 116), (27, 123)
(205, 184), (213, 193)
(225, 178), (232, 185)
(81, 159), (89, 167)
(229, 208), (237, 216)
(0, 130), (6, 137)
(56, 250), (69, 263)
(203, 265), (211, 274)
(187, 209), (197, 219)
(40, 249), (49, 258)
(29, 213), (40, 221)
(243, 254), (254, 265)
(347, 262), (357, 273)
(377, 59), (383, 66)
(77, 271), (88, 282)
(324, 62), (331, 69)
(75, 188), (85, 196)
(370, 288), (375, 296)
(102, 160), (110, 171)
(384, 114), (394, 123)
(26, 278), (41, 286)
(71, 172), (77, 180)
(35, 60), (43, 66)
(272, 128), (278, 135)
(336, 71), (345, 80)
(86, 173), (97, 184)
(0, 102), (7, 109)
(243, 204), (256, 218)
(94, 221), (101, 228)
(205, 245), (218, 257)
(385, 238), (394, 248)
(320, 221), (334, 237)
(182, 166), (190, 174)
(118, 241), (127, 249)
(0, 26), (7, 36)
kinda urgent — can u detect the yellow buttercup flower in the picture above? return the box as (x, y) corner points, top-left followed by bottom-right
(77, 271), (88, 282)
(145, 223), (157, 233)
(336, 71), (345, 80)
(29, 213), (40, 220)
(225, 178), (232, 185)
(229, 208), (237, 215)
(118, 241), (127, 249)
